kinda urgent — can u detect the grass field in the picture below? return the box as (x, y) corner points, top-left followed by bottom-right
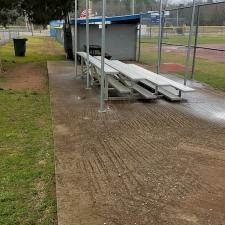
(0, 36), (65, 65)
(141, 33), (225, 45)
(0, 91), (55, 225)
(140, 34), (225, 91)
(0, 37), (64, 225)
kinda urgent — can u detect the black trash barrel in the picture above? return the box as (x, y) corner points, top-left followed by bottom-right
(176, 28), (184, 35)
(63, 24), (74, 60)
(13, 38), (28, 57)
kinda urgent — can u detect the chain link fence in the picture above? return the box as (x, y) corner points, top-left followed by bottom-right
(138, 1), (225, 89)
(0, 30), (20, 45)
(0, 26), (50, 46)
(55, 28), (64, 45)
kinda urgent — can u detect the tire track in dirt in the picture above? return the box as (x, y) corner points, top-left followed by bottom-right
(100, 139), (134, 195)
(107, 138), (144, 190)
(73, 104), (216, 202)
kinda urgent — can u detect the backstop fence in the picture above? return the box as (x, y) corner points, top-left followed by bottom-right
(139, 1), (225, 85)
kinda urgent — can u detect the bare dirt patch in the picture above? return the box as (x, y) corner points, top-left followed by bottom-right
(125, 61), (187, 74)
(195, 44), (225, 63)
(164, 44), (225, 63)
(145, 44), (225, 63)
(160, 63), (188, 73)
(0, 62), (47, 91)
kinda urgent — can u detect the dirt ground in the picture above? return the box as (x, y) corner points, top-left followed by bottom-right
(164, 44), (225, 63)
(125, 61), (188, 76)
(0, 36), (65, 91)
(0, 36), (64, 92)
(160, 63), (187, 73)
(48, 61), (225, 225)
(0, 62), (47, 91)
(146, 43), (225, 65)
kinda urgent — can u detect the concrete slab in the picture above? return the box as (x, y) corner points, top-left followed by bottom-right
(48, 61), (225, 225)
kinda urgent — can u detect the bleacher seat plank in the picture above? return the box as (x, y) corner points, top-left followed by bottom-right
(141, 80), (182, 101)
(129, 64), (195, 92)
(108, 76), (131, 94)
(77, 52), (118, 74)
(123, 80), (157, 100)
(95, 56), (170, 87)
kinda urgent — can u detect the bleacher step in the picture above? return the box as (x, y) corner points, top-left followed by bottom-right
(108, 76), (131, 94)
(141, 80), (182, 101)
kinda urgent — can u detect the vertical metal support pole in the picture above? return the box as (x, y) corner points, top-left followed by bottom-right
(131, 0), (135, 14)
(191, 5), (200, 80)
(74, 0), (78, 77)
(31, 23), (34, 36)
(184, 0), (196, 85)
(105, 74), (109, 100)
(90, 65), (94, 86)
(137, 16), (142, 62)
(3, 31), (5, 43)
(86, 0), (90, 89)
(157, 0), (163, 74)
(176, 9), (179, 27)
(89, 0), (93, 15)
(99, 0), (106, 112)
(81, 58), (84, 74)
(159, 11), (165, 68)
(149, 25), (151, 39)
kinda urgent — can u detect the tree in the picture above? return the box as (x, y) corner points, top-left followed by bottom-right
(17, 0), (75, 26)
(91, 0), (157, 16)
(0, 9), (19, 27)
(0, 0), (77, 26)
(0, 0), (15, 10)
(1, 0), (77, 72)
(0, 0), (17, 72)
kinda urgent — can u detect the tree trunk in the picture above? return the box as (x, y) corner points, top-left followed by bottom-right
(0, 59), (3, 73)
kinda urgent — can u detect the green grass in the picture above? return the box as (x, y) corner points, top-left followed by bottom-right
(140, 41), (225, 91)
(0, 75), (7, 82)
(0, 36), (63, 225)
(0, 91), (56, 225)
(0, 36), (65, 65)
(141, 34), (225, 45)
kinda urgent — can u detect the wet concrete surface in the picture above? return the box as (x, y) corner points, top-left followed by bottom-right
(162, 73), (225, 125)
(48, 61), (225, 225)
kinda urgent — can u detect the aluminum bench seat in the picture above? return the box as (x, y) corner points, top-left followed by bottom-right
(141, 80), (182, 101)
(95, 56), (171, 98)
(78, 52), (131, 96)
(77, 52), (118, 75)
(129, 64), (195, 93)
(97, 57), (170, 87)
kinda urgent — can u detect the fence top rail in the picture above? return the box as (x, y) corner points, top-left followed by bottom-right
(0, 29), (27, 32)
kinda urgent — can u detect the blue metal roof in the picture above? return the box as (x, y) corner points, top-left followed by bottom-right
(71, 14), (141, 25)
(50, 20), (64, 27)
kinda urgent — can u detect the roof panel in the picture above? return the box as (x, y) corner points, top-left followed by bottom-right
(71, 14), (141, 25)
